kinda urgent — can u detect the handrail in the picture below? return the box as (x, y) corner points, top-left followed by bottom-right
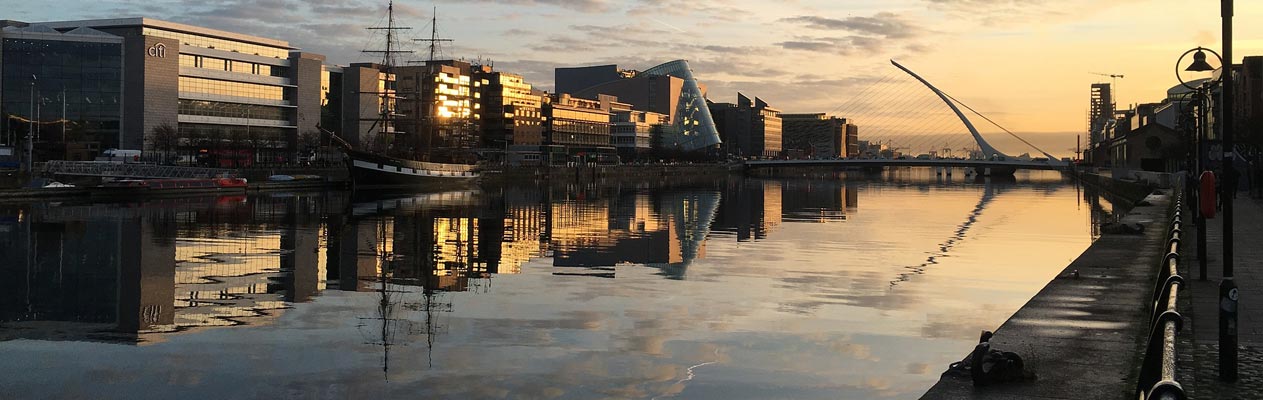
(1136, 193), (1187, 400)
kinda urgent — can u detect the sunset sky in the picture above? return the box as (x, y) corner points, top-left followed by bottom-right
(13, 0), (1263, 156)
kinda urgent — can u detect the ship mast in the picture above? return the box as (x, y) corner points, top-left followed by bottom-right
(412, 8), (452, 161)
(361, 1), (413, 152)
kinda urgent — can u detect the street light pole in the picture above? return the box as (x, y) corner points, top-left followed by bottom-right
(27, 76), (35, 173)
(1218, 0), (1238, 382)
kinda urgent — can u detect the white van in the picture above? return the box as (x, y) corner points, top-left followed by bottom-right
(96, 149), (142, 163)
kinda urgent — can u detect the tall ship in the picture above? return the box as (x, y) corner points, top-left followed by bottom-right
(320, 2), (479, 190)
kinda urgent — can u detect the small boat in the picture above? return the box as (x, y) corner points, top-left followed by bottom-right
(93, 178), (248, 197)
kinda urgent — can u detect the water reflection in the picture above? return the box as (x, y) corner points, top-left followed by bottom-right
(0, 170), (1116, 399)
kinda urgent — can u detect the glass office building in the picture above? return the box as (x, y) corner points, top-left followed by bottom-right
(17, 18), (328, 166)
(639, 60), (721, 151)
(0, 23), (123, 161)
(555, 60), (721, 153)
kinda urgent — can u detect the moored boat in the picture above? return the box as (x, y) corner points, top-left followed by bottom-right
(92, 177), (248, 197)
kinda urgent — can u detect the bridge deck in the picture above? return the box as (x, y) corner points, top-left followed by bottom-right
(745, 159), (1068, 170)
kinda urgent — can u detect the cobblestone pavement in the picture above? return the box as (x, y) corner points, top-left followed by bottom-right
(1175, 194), (1263, 399)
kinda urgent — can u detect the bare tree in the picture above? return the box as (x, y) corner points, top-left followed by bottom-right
(150, 123), (179, 164)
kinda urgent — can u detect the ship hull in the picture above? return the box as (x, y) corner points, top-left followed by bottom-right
(344, 150), (479, 190)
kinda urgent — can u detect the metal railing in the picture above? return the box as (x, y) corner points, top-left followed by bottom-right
(42, 161), (237, 179)
(1136, 193), (1187, 400)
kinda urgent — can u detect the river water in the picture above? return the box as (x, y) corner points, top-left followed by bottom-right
(0, 169), (1115, 399)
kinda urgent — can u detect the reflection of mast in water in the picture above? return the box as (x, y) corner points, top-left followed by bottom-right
(889, 183), (999, 287)
(357, 217), (409, 379)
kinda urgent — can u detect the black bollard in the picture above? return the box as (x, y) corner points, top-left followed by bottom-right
(1219, 277), (1238, 381)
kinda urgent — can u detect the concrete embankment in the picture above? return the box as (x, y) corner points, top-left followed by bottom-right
(921, 176), (1171, 399)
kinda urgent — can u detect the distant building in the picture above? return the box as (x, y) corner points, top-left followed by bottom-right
(395, 60), (479, 162)
(709, 93), (781, 158)
(473, 66), (542, 154)
(329, 63), (395, 149)
(1086, 83), (1115, 166)
(781, 113), (857, 158)
(609, 102), (667, 159)
(543, 93), (615, 163)
(555, 60), (720, 152)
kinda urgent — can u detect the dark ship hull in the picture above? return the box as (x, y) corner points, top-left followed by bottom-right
(344, 148), (479, 190)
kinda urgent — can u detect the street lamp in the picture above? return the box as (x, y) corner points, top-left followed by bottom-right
(1176, 45), (1220, 285)
(1217, 0), (1238, 383)
(1177, 1), (1238, 382)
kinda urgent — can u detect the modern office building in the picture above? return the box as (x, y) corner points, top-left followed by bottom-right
(555, 60), (720, 152)
(327, 63), (398, 152)
(709, 93), (781, 158)
(473, 65), (542, 153)
(395, 60), (479, 162)
(609, 102), (667, 159)
(781, 113), (858, 158)
(0, 18), (327, 166)
(543, 93), (614, 163)
(1, 21), (123, 163)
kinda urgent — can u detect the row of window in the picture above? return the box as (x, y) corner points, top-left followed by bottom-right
(551, 109), (609, 123)
(178, 77), (287, 101)
(143, 28), (290, 59)
(178, 99), (294, 121)
(549, 119), (610, 136)
(179, 54), (286, 77)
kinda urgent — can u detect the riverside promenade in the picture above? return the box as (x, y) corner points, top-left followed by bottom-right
(1176, 194), (1263, 399)
(922, 188), (1172, 399)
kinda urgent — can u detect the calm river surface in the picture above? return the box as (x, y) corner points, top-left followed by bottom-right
(0, 169), (1115, 399)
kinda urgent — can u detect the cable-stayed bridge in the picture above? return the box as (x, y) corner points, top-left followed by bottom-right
(752, 60), (1068, 175)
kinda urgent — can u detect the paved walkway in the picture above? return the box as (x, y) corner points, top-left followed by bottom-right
(1176, 194), (1263, 399)
(922, 191), (1172, 399)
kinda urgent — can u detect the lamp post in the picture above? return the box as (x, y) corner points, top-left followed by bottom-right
(1217, 0), (1237, 382)
(1180, 1), (1238, 381)
(1177, 46), (1219, 283)
(27, 75), (36, 174)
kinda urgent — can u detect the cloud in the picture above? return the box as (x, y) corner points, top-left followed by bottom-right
(437, 0), (612, 13)
(780, 13), (921, 39)
(776, 36), (884, 56)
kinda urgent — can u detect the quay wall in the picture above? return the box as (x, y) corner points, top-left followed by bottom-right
(921, 175), (1166, 399)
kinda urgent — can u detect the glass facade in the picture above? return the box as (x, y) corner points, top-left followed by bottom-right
(142, 27), (289, 58)
(179, 54), (286, 77)
(640, 60), (720, 152)
(178, 99), (294, 122)
(1, 37), (122, 159)
(179, 77), (286, 101)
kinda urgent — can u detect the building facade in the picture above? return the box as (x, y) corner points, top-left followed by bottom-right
(610, 102), (667, 159)
(781, 113), (857, 158)
(709, 93), (781, 158)
(474, 66), (542, 152)
(556, 60), (720, 152)
(395, 60), (479, 162)
(544, 93), (614, 163)
(1, 22), (123, 163)
(13, 18), (328, 167)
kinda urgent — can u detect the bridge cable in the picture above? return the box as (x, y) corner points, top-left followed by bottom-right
(940, 91), (1058, 159)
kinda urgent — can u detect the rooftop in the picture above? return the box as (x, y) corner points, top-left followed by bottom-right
(36, 17), (294, 49)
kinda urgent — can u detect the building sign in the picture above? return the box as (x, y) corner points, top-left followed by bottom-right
(147, 42), (167, 58)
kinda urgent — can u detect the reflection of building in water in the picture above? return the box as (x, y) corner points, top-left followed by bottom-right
(714, 179), (783, 241)
(0, 194), (333, 344)
(780, 180), (855, 223)
(549, 190), (720, 278)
